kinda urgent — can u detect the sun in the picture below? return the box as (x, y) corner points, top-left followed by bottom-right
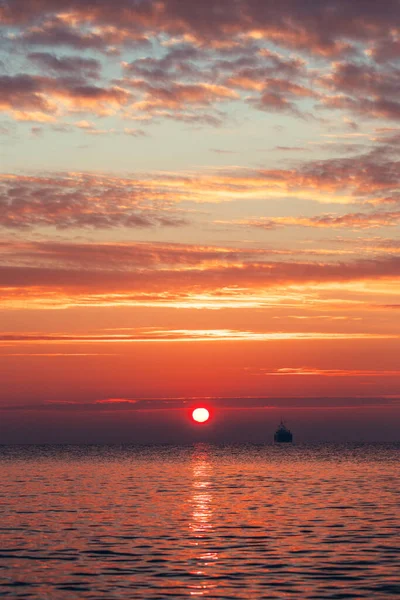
(192, 407), (210, 423)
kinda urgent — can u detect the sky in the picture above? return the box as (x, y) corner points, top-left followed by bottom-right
(0, 0), (399, 442)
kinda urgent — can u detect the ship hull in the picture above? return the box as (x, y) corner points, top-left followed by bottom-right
(274, 433), (293, 443)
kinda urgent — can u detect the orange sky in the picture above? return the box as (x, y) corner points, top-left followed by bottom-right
(1, 0), (399, 441)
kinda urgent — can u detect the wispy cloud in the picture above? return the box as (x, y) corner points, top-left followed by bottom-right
(1, 395), (398, 413)
(255, 367), (400, 377)
(1, 148), (399, 232)
(1, 329), (398, 345)
(234, 210), (400, 230)
(0, 238), (399, 309)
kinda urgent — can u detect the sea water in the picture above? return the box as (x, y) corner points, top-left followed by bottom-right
(0, 443), (399, 599)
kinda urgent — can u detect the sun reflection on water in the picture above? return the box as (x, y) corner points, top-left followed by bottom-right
(188, 445), (218, 596)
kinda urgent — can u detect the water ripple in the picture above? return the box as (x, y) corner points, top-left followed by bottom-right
(0, 443), (399, 598)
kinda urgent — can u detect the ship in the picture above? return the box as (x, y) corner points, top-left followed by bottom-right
(274, 420), (293, 443)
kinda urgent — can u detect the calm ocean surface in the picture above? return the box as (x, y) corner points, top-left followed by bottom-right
(0, 443), (399, 599)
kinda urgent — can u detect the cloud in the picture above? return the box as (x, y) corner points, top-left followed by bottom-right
(123, 127), (147, 137)
(0, 240), (368, 282)
(238, 210), (400, 230)
(2, 329), (397, 344)
(369, 38), (400, 63)
(0, 353), (117, 357)
(71, 121), (147, 136)
(0, 240), (270, 268)
(28, 52), (102, 79)
(11, 16), (151, 53)
(322, 61), (400, 100)
(2, 0), (398, 58)
(0, 74), (55, 114)
(121, 45), (204, 83)
(324, 95), (400, 122)
(210, 148), (238, 154)
(320, 61), (400, 121)
(118, 42), (312, 120)
(1, 149), (399, 233)
(0, 173), (188, 229)
(0, 236), (399, 311)
(0, 74), (131, 120)
(0, 395), (398, 413)
(123, 81), (238, 123)
(274, 146), (308, 152)
(2, 1), (399, 127)
(0, 244), (399, 311)
(260, 367), (400, 377)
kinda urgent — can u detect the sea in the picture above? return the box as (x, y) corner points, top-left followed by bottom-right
(0, 443), (399, 599)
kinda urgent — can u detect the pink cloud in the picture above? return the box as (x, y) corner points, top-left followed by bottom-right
(239, 210), (400, 230)
(2, 1), (397, 59)
(0, 74), (131, 119)
(0, 251), (398, 301)
(2, 0), (399, 127)
(0, 173), (188, 229)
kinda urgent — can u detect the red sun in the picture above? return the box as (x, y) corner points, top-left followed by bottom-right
(192, 407), (210, 423)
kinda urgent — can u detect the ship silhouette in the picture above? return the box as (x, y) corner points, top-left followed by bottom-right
(274, 420), (293, 443)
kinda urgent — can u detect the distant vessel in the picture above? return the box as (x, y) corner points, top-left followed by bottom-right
(274, 421), (293, 443)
